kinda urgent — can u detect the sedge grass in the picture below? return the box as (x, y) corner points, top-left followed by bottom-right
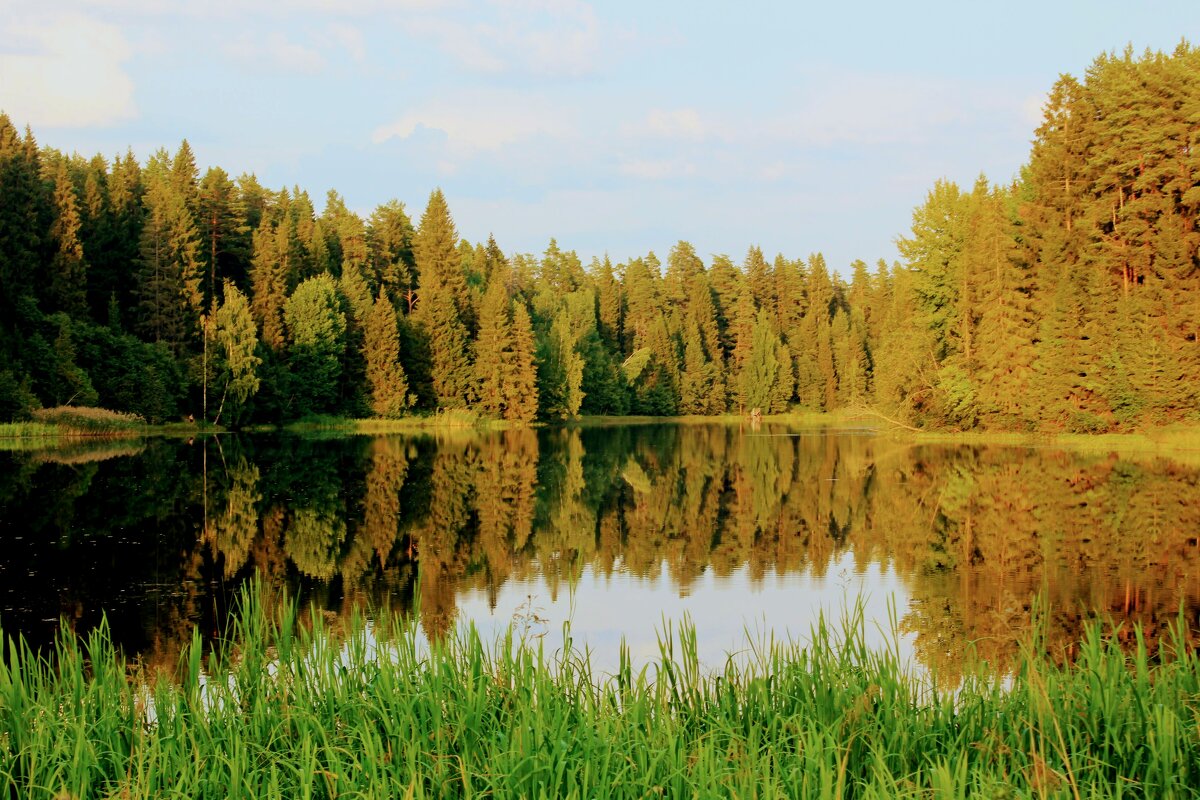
(2, 586), (1200, 798)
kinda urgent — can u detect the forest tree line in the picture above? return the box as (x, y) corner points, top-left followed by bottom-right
(1, 43), (1198, 431)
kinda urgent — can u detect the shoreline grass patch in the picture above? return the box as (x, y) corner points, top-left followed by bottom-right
(2, 585), (1199, 798)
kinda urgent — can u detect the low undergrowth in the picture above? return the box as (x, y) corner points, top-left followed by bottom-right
(1, 586), (1198, 798)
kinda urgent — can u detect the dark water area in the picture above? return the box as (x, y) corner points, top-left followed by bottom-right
(2, 423), (1199, 678)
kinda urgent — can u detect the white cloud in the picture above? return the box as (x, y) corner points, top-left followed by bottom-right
(618, 158), (697, 180)
(225, 32), (326, 74)
(328, 23), (367, 63)
(406, 0), (607, 77)
(0, 13), (137, 127)
(70, 0), (448, 14)
(371, 93), (576, 157)
(641, 108), (707, 141)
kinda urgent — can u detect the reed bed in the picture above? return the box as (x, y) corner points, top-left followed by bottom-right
(2, 588), (1199, 799)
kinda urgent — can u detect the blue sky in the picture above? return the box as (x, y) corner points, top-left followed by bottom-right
(1, 0), (1197, 272)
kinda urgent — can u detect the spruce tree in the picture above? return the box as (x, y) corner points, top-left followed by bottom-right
(48, 161), (89, 319)
(198, 167), (249, 305)
(137, 178), (203, 354)
(474, 276), (513, 417)
(679, 319), (718, 415)
(423, 278), (475, 408)
(250, 221), (288, 350)
(507, 302), (539, 422)
(367, 199), (416, 299)
(363, 289), (410, 418)
(414, 189), (472, 327)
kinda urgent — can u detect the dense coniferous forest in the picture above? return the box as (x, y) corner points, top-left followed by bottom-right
(1, 44), (1198, 431)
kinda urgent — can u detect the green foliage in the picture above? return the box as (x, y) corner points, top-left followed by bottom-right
(363, 289), (410, 418)
(4, 44), (1200, 429)
(5, 581), (1200, 798)
(212, 281), (262, 425)
(0, 369), (37, 422)
(284, 274), (346, 417)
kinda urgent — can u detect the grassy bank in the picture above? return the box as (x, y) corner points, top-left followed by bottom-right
(284, 409), (514, 435)
(2, 589), (1199, 798)
(0, 407), (149, 441)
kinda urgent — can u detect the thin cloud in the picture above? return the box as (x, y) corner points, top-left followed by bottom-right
(0, 13), (137, 127)
(225, 31), (326, 74)
(619, 158), (697, 180)
(372, 93), (576, 157)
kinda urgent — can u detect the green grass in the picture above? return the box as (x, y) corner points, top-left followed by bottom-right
(285, 409), (514, 435)
(3, 587), (1199, 798)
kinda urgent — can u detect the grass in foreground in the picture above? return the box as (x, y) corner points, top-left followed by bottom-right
(2, 592), (1200, 799)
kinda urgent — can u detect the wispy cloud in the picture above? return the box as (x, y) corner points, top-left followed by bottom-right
(405, 0), (609, 77)
(371, 92), (576, 158)
(618, 158), (697, 180)
(0, 13), (137, 127)
(327, 23), (367, 63)
(225, 31), (326, 74)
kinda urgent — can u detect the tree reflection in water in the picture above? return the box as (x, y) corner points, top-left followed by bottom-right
(2, 424), (1198, 678)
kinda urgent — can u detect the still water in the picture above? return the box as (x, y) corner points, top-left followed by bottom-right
(1, 423), (1198, 678)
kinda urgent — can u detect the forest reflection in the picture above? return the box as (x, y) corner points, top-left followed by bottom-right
(2, 424), (1198, 680)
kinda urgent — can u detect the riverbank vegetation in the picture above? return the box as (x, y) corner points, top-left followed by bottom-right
(2, 585), (1199, 798)
(2, 44), (1198, 432)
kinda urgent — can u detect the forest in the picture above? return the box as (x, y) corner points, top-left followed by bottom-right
(1, 43), (1198, 432)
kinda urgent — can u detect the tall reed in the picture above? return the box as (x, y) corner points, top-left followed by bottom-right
(1, 585), (1198, 798)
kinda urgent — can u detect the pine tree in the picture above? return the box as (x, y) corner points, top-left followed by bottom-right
(738, 310), (783, 413)
(137, 178), (203, 354)
(363, 289), (410, 418)
(423, 278), (475, 408)
(744, 246), (774, 311)
(367, 199), (416, 299)
(594, 255), (624, 354)
(171, 139), (200, 214)
(474, 276), (513, 417)
(198, 167), (248, 305)
(250, 221), (288, 350)
(507, 302), (539, 421)
(414, 189), (472, 327)
(679, 319), (718, 414)
(537, 306), (585, 419)
(48, 161), (89, 319)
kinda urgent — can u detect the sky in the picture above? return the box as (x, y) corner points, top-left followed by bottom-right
(1, 1), (1197, 273)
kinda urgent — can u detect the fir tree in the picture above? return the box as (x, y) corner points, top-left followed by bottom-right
(423, 278), (475, 408)
(363, 289), (410, 418)
(507, 302), (539, 422)
(474, 276), (514, 418)
(47, 161), (89, 318)
(137, 178), (203, 355)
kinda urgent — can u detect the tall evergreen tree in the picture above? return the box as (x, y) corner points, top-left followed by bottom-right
(137, 178), (203, 354)
(507, 302), (539, 422)
(363, 289), (410, 418)
(474, 276), (513, 417)
(47, 161), (89, 319)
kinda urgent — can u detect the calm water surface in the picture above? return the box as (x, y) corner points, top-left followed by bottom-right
(2, 423), (1198, 678)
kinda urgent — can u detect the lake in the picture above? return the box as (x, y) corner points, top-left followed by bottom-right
(2, 422), (1198, 679)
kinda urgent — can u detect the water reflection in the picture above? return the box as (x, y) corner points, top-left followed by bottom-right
(1, 424), (1198, 678)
